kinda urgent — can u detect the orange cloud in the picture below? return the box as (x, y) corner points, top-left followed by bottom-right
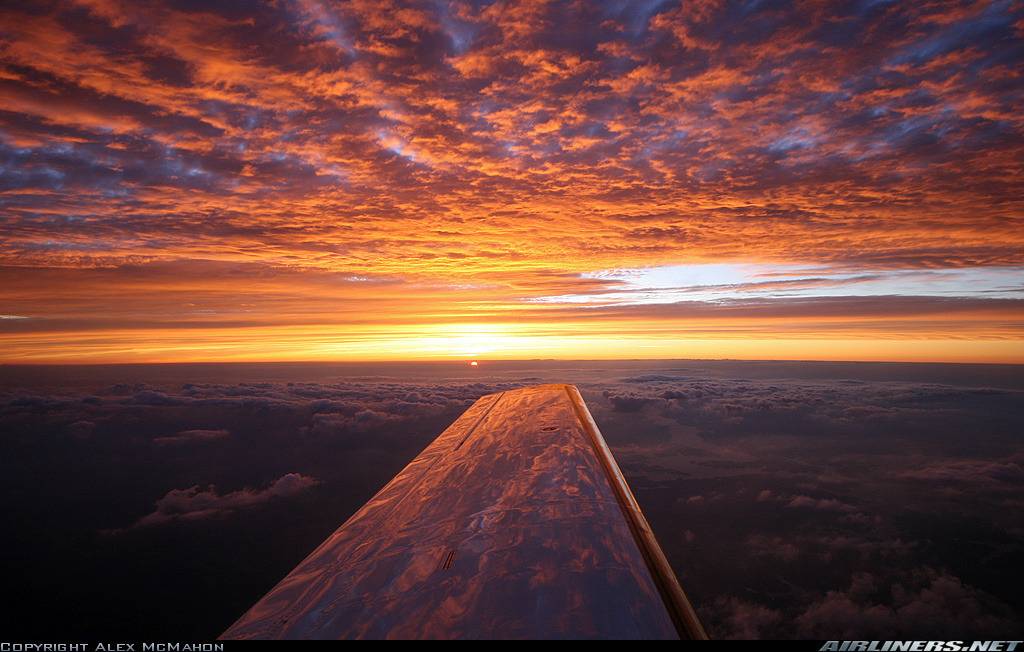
(0, 0), (1021, 362)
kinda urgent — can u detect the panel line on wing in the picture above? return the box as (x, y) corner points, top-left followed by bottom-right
(452, 392), (504, 452)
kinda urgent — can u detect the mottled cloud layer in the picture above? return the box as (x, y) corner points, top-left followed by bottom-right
(1, 1), (1022, 360)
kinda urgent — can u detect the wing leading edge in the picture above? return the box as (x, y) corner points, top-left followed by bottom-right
(221, 384), (707, 640)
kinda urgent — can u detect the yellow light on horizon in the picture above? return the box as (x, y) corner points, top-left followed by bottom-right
(1, 319), (1022, 364)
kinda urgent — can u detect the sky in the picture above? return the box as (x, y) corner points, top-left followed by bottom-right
(2, 360), (1022, 638)
(1, 0), (1023, 363)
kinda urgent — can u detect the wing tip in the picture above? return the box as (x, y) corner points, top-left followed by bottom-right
(477, 383), (577, 401)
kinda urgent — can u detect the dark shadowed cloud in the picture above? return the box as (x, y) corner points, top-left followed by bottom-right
(0, 360), (1021, 638)
(114, 472), (319, 530)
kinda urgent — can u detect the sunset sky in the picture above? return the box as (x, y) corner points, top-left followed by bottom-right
(1, 0), (1022, 363)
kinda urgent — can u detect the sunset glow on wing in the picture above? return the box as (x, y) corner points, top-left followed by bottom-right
(221, 385), (706, 640)
(1, 1), (1022, 363)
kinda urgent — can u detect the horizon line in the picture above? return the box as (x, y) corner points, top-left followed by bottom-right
(2, 357), (1023, 367)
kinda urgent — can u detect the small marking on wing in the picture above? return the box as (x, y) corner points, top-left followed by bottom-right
(439, 549), (456, 571)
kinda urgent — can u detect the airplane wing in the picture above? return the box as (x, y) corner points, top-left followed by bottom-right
(221, 383), (707, 640)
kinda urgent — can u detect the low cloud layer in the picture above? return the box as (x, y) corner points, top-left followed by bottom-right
(0, 360), (1021, 638)
(116, 473), (319, 530)
(153, 429), (231, 446)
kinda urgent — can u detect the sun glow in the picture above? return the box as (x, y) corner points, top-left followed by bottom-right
(1, 319), (1021, 364)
